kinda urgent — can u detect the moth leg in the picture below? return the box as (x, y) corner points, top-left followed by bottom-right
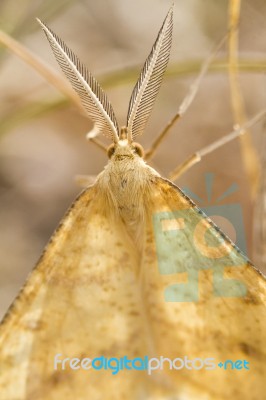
(75, 174), (97, 187)
(145, 34), (229, 162)
(86, 136), (108, 153)
(168, 109), (266, 181)
(144, 113), (180, 161)
(168, 8), (265, 183)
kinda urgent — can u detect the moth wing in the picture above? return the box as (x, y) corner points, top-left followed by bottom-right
(0, 185), (157, 400)
(142, 177), (266, 400)
(1, 178), (265, 400)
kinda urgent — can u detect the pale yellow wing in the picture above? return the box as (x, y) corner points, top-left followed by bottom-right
(141, 177), (266, 400)
(0, 185), (161, 400)
(1, 178), (265, 400)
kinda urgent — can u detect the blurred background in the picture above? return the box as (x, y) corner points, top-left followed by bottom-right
(0, 0), (266, 319)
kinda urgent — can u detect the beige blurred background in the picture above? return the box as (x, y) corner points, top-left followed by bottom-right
(0, 0), (266, 319)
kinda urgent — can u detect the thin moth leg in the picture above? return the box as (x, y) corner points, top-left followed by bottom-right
(87, 137), (108, 153)
(168, 109), (266, 181)
(144, 33), (230, 162)
(167, 5), (264, 182)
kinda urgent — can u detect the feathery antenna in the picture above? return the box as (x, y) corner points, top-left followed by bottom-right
(37, 19), (119, 143)
(126, 5), (173, 141)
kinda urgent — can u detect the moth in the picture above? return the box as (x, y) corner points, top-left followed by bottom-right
(0, 5), (265, 400)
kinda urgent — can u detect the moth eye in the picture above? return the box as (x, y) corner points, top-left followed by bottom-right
(132, 142), (144, 158)
(107, 144), (115, 158)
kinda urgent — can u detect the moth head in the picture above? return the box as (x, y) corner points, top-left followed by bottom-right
(107, 127), (144, 159)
